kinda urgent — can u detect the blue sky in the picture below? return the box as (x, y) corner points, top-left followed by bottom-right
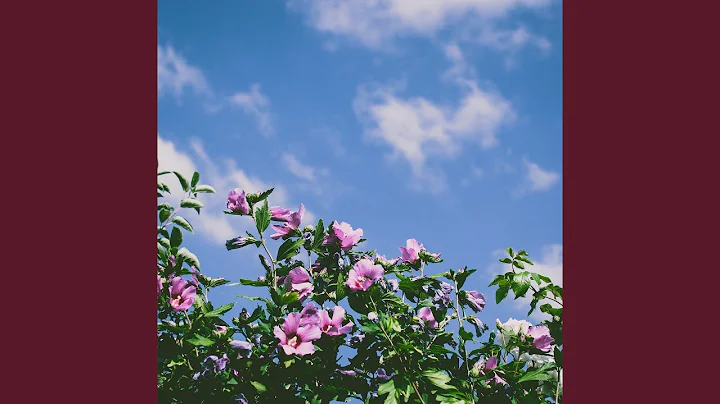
(158, 0), (562, 342)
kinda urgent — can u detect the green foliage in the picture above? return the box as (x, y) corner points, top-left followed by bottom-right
(157, 171), (563, 404)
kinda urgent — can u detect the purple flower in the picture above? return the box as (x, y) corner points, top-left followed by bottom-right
(417, 307), (439, 329)
(193, 354), (230, 380)
(375, 368), (393, 381)
(227, 189), (250, 214)
(319, 306), (354, 336)
(270, 204), (305, 240)
(434, 289), (452, 309)
(399, 238), (425, 263)
(229, 339), (254, 358)
(300, 302), (321, 327)
(274, 312), (322, 356)
(345, 258), (384, 291)
(285, 266), (314, 301)
(339, 369), (357, 376)
(528, 325), (555, 352)
(465, 290), (486, 312)
(157, 275), (162, 297)
(235, 394), (249, 404)
(168, 277), (196, 312)
(213, 325), (229, 337)
(269, 206), (293, 221)
(323, 221), (363, 251)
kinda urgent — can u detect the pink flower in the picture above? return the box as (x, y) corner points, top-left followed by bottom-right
(227, 189), (250, 214)
(345, 258), (384, 291)
(274, 312), (322, 356)
(399, 238), (425, 263)
(157, 274), (162, 297)
(417, 307), (438, 328)
(323, 221), (363, 251)
(483, 357), (507, 385)
(285, 266), (314, 301)
(270, 204), (305, 240)
(319, 306), (354, 336)
(528, 325), (555, 352)
(169, 277), (196, 311)
(269, 206), (293, 221)
(300, 302), (321, 327)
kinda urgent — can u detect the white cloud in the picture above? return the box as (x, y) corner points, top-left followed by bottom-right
(523, 159), (560, 192)
(157, 45), (210, 99)
(353, 79), (513, 193)
(487, 244), (562, 321)
(470, 24), (551, 68)
(158, 135), (314, 245)
(228, 84), (275, 136)
(282, 153), (319, 182)
(288, 0), (551, 49)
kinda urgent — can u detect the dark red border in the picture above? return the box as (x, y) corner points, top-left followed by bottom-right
(565, 1), (718, 402)
(3, 0), (717, 401)
(2, 1), (157, 401)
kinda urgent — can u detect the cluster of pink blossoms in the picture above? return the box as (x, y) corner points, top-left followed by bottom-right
(274, 303), (354, 356)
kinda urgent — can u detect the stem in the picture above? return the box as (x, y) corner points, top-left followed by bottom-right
(160, 207), (181, 230)
(453, 280), (476, 404)
(370, 297), (427, 404)
(555, 368), (562, 403)
(253, 211), (278, 292)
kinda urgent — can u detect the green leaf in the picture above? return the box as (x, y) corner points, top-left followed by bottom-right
(255, 200), (271, 234)
(378, 380), (395, 396)
(159, 209), (171, 223)
(203, 303), (235, 318)
(194, 185), (216, 194)
(240, 279), (268, 287)
(336, 271), (347, 301)
(157, 171), (172, 176)
(312, 219), (325, 249)
(247, 188), (274, 205)
(177, 247), (200, 270)
(209, 278), (231, 288)
(280, 292), (299, 306)
(170, 227), (183, 248)
(258, 254), (272, 273)
(381, 315), (402, 334)
(496, 284), (510, 304)
(516, 256), (534, 265)
(506, 247), (514, 257)
(488, 274), (505, 287)
(499, 257), (512, 264)
(171, 216), (194, 233)
(173, 172), (190, 191)
(512, 260), (525, 270)
(512, 271), (531, 298)
(421, 370), (454, 390)
(158, 238), (171, 250)
(190, 172), (200, 188)
(554, 347), (563, 367)
(384, 391), (398, 404)
(180, 198), (203, 210)
(458, 327), (474, 341)
(186, 334), (215, 346)
(518, 364), (555, 383)
(250, 381), (267, 393)
(277, 238), (304, 261)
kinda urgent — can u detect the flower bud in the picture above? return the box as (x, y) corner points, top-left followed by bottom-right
(240, 308), (250, 320)
(368, 312), (379, 322)
(303, 225), (314, 232)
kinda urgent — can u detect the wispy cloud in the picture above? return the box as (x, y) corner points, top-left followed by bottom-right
(353, 79), (513, 193)
(287, 0), (552, 50)
(157, 135), (314, 245)
(282, 153), (321, 182)
(157, 45), (211, 100)
(521, 159), (560, 193)
(228, 84), (276, 136)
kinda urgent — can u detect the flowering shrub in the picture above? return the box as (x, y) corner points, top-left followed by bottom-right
(157, 171), (563, 404)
